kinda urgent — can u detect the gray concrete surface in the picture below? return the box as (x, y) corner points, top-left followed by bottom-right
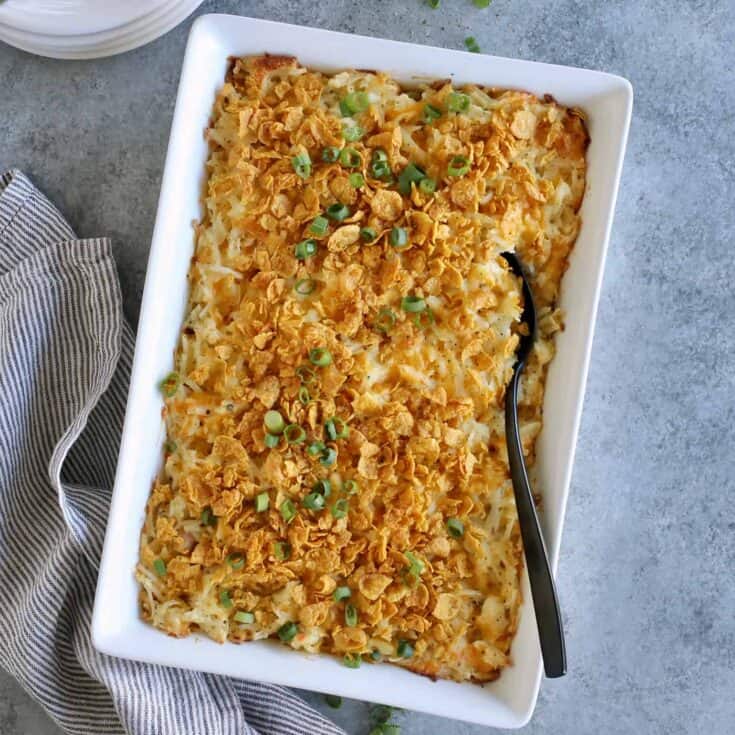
(1, 1), (733, 733)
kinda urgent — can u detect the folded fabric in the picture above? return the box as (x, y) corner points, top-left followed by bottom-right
(0, 169), (345, 735)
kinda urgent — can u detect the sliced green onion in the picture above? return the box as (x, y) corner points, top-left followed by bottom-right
(423, 103), (442, 123)
(325, 416), (349, 441)
(340, 91), (370, 116)
(227, 552), (245, 570)
(326, 203), (350, 221)
(343, 653), (361, 669)
(303, 492), (326, 511)
(324, 694), (343, 709)
(284, 424), (306, 444)
(320, 447), (337, 467)
(274, 541), (291, 561)
(371, 149), (391, 179)
(296, 364), (317, 385)
(448, 155), (471, 177)
(377, 725), (401, 735)
(345, 603), (359, 627)
(390, 227), (408, 248)
(464, 36), (481, 53)
(219, 589), (233, 608)
(333, 586), (351, 602)
(360, 226), (377, 243)
(309, 347), (333, 366)
(397, 163), (426, 195)
(448, 91), (470, 113)
(201, 506), (216, 526)
(342, 124), (364, 142)
(322, 146), (340, 163)
(397, 639), (414, 658)
(160, 371), (180, 398)
(375, 307), (396, 333)
(278, 621), (298, 642)
(473, 0), (491, 7)
(339, 147), (362, 168)
(292, 151), (312, 179)
(419, 177), (437, 195)
(255, 492), (269, 512)
(370, 649), (382, 662)
(310, 215), (329, 235)
(234, 611), (255, 624)
(343, 479), (359, 495)
(153, 558), (166, 577)
(372, 149), (389, 163)
(349, 172), (365, 188)
(426, 0), (440, 7)
(331, 498), (349, 519)
(280, 499), (297, 524)
(401, 295), (426, 313)
(403, 551), (424, 586)
(313, 479), (332, 498)
(295, 278), (316, 296)
(298, 386), (311, 405)
(294, 238), (318, 260)
(264, 410), (285, 434)
(164, 439), (177, 454)
(264, 433), (280, 449)
(413, 308), (435, 329)
(307, 441), (326, 457)
(446, 517), (464, 538)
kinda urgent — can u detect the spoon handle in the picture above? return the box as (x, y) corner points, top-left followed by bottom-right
(505, 368), (567, 678)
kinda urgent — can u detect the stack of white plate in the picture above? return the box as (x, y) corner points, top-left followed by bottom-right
(0, 0), (205, 59)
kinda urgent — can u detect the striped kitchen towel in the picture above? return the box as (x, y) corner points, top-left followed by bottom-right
(0, 169), (345, 735)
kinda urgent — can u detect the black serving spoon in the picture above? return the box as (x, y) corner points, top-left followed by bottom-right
(501, 251), (567, 679)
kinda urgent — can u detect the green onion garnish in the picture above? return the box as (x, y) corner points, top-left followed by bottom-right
(164, 440), (177, 454)
(219, 589), (233, 608)
(448, 91), (470, 113)
(201, 506), (216, 526)
(296, 364), (317, 385)
(333, 586), (351, 602)
(264, 433), (280, 449)
(375, 307), (396, 333)
(284, 424), (306, 444)
(331, 498), (349, 519)
(325, 416), (349, 441)
(397, 163), (426, 195)
(298, 386), (310, 405)
(423, 103), (442, 123)
(294, 278), (316, 296)
(419, 177), (437, 195)
(345, 603), (358, 627)
(307, 441), (326, 457)
(370, 649), (382, 661)
(227, 552), (245, 570)
(464, 36), (481, 53)
(427, 0), (440, 7)
(403, 551), (424, 586)
(274, 541), (291, 561)
(160, 371), (180, 398)
(413, 307), (435, 330)
(310, 216), (329, 235)
(278, 621), (298, 642)
(343, 479), (359, 495)
(234, 611), (255, 624)
(322, 146), (340, 163)
(446, 517), (464, 538)
(280, 499), (297, 524)
(326, 203), (350, 221)
(324, 694), (343, 709)
(397, 639), (414, 658)
(339, 147), (362, 168)
(349, 172), (365, 188)
(340, 91), (370, 116)
(370, 149), (391, 179)
(473, 0), (491, 6)
(390, 227), (408, 248)
(292, 151), (312, 179)
(360, 227), (377, 242)
(342, 124), (364, 142)
(294, 238), (318, 260)
(153, 558), (166, 577)
(264, 410), (285, 434)
(303, 492), (326, 511)
(401, 295), (426, 313)
(320, 447), (337, 467)
(313, 479), (332, 498)
(309, 347), (333, 366)
(255, 492), (269, 512)
(343, 653), (361, 669)
(448, 155), (471, 177)
(372, 149), (388, 163)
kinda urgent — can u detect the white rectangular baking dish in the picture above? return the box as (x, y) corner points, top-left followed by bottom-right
(92, 14), (632, 729)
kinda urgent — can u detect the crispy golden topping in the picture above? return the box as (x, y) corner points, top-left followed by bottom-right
(137, 55), (588, 683)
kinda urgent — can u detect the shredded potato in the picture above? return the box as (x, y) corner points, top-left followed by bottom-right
(137, 55), (588, 683)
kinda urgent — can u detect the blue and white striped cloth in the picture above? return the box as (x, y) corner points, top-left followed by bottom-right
(0, 169), (345, 735)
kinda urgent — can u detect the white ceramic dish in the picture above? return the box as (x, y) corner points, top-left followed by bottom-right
(92, 14), (631, 729)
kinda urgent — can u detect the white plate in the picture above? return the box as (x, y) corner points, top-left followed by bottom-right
(0, 0), (204, 59)
(92, 15), (632, 729)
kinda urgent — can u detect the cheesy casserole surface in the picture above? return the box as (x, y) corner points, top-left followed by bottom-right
(137, 55), (588, 683)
